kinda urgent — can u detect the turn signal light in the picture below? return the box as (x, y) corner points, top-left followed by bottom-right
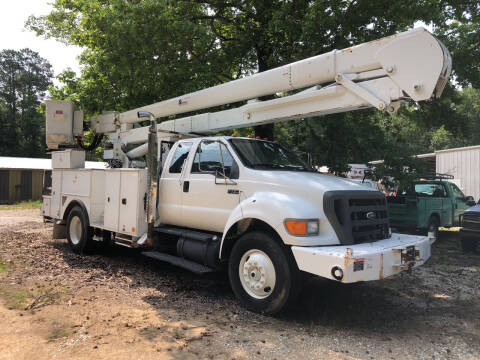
(284, 219), (319, 236)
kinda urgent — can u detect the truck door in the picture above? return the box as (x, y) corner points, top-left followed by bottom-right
(158, 141), (193, 226)
(181, 140), (240, 233)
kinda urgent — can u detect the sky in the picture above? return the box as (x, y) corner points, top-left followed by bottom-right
(0, 0), (82, 82)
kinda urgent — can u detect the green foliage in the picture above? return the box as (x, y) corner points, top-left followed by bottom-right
(0, 49), (53, 157)
(435, 1), (480, 88)
(430, 125), (458, 150)
(25, 0), (480, 180)
(368, 154), (427, 191)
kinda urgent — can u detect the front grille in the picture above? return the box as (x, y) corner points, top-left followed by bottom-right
(462, 213), (480, 231)
(324, 191), (390, 245)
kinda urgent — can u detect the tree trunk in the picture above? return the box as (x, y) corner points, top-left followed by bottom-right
(254, 45), (274, 140)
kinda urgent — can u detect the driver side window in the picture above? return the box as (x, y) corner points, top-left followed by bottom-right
(169, 142), (192, 173)
(191, 141), (236, 177)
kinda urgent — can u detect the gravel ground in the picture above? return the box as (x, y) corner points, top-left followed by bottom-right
(0, 209), (479, 360)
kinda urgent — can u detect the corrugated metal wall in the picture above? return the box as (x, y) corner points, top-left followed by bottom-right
(1, 169), (44, 203)
(436, 149), (480, 201)
(31, 171), (43, 200)
(0, 170), (9, 203)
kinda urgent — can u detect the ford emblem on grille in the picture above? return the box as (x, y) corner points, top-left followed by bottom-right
(366, 211), (377, 220)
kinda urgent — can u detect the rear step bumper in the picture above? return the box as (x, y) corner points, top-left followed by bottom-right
(291, 233), (432, 283)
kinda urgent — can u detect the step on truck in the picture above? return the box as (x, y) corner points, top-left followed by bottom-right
(42, 28), (451, 314)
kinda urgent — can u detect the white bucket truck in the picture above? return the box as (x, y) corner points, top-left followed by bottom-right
(42, 28), (450, 314)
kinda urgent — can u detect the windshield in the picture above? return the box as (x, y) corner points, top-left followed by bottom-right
(413, 182), (447, 197)
(229, 139), (313, 172)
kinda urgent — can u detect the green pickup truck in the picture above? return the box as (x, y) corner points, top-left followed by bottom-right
(387, 176), (476, 238)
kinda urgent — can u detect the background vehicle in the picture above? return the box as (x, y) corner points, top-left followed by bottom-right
(459, 202), (480, 252)
(387, 174), (476, 238)
(42, 28), (451, 314)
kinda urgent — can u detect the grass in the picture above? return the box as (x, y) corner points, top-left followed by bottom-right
(438, 263), (456, 273)
(0, 258), (12, 276)
(0, 287), (30, 310)
(0, 280), (68, 311)
(47, 328), (69, 341)
(0, 200), (42, 210)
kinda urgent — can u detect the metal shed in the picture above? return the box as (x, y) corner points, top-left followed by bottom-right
(0, 157), (106, 204)
(436, 145), (480, 201)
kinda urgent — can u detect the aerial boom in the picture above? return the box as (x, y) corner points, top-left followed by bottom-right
(46, 28), (451, 167)
(90, 27), (451, 136)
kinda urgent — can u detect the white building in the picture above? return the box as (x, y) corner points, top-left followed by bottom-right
(435, 145), (480, 201)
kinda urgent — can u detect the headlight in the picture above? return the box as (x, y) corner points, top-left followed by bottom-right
(284, 219), (319, 236)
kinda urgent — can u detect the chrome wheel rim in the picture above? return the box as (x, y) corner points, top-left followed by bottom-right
(239, 249), (276, 299)
(69, 216), (82, 245)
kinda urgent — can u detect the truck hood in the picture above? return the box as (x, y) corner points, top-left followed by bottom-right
(464, 204), (480, 213)
(252, 170), (379, 195)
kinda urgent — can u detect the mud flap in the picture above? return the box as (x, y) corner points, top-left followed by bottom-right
(53, 222), (67, 239)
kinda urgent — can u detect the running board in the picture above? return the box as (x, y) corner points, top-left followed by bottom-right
(142, 251), (213, 274)
(154, 226), (220, 242)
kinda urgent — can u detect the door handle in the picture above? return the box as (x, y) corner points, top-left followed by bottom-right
(183, 181), (190, 192)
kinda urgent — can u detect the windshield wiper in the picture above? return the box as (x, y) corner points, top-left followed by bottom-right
(252, 163), (314, 172)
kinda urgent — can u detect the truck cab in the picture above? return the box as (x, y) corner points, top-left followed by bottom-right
(159, 136), (390, 245)
(387, 177), (475, 236)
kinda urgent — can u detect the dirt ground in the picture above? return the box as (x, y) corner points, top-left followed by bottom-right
(0, 209), (479, 360)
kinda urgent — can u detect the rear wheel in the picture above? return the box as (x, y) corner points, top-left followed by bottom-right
(228, 231), (300, 315)
(66, 206), (93, 254)
(427, 216), (440, 240)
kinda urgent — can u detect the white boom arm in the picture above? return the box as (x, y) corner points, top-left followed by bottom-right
(86, 28), (450, 163)
(92, 28), (450, 133)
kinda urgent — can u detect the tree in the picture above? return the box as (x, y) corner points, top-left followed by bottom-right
(26, 0), (480, 171)
(0, 49), (53, 157)
(28, 0), (229, 114)
(435, 0), (480, 89)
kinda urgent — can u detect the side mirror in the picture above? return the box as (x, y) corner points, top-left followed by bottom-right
(465, 196), (476, 206)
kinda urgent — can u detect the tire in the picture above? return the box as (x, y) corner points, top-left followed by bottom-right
(228, 231), (300, 315)
(427, 216), (440, 240)
(66, 206), (93, 254)
(461, 235), (478, 253)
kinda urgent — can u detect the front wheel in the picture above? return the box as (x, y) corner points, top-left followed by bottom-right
(228, 231), (299, 315)
(66, 206), (93, 254)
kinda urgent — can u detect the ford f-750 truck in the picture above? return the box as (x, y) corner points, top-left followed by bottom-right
(42, 28), (451, 314)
